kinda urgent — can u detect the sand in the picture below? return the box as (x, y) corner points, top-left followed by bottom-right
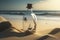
(0, 16), (60, 40)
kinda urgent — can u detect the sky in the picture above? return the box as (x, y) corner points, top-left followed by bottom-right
(0, 0), (43, 10)
(34, 0), (60, 10)
(0, 0), (60, 10)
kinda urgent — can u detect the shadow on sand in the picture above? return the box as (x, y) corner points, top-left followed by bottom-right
(37, 28), (60, 40)
(0, 29), (34, 38)
(0, 21), (36, 39)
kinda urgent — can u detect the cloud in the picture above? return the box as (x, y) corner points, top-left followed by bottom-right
(33, 0), (60, 10)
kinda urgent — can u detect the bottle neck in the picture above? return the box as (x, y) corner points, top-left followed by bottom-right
(27, 9), (33, 15)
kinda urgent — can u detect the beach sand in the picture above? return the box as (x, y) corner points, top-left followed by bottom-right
(0, 16), (60, 40)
